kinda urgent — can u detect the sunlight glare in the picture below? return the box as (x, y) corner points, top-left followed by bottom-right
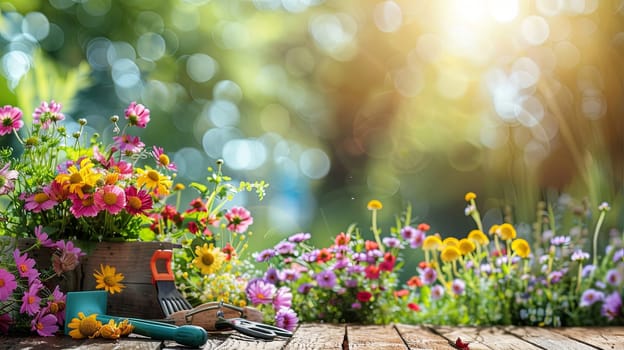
(488, 0), (518, 23)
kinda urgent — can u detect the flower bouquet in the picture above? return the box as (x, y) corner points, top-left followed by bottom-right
(0, 100), (178, 335)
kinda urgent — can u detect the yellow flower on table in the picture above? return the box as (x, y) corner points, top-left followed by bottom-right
(93, 264), (126, 294)
(193, 243), (226, 275)
(68, 312), (101, 339)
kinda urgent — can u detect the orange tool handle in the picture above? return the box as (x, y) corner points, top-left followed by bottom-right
(151, 249), (175, 283)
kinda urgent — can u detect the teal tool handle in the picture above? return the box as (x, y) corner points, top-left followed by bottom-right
(98, 315), (208, 348)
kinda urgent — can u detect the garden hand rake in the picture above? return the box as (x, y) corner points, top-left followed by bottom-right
(150, 249), (193, 318)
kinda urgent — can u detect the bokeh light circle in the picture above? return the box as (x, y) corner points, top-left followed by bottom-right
(299, 148), (330, 179)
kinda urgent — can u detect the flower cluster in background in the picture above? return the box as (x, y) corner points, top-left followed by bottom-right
(152, 161), (267, 309)
(0, 101), (177, 242)
(0, 227), (83, 335)
(248, 195), (624, 326)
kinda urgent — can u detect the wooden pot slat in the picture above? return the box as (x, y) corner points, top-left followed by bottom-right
(283, 323), (346, 350)
(346, 324), (407, 349)
(504, 326), (597, 350)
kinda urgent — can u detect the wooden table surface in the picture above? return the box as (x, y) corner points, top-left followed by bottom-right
(3, 324), (624, 349)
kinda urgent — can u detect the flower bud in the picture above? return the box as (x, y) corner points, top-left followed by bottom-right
(78, 118), (87, 126)
(110, 115), (119, 123)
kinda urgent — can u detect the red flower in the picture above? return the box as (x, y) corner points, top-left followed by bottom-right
(394, 289), (409, 298)
(222, 242), (236, 261)
(418, 261), (429, 270)
(417, 223), (430, 231)
(365, 240), (379, 251)
(455, 337), (470, 350)
(317, 248), (333, 263)
(364, 265), (380, 280)
(407, 303), (420, 312)
(356, 291), (373, 303)
(334, 232), (350, 246)
(407, 276), (423, 288)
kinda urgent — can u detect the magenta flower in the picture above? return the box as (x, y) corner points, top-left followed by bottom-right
(420, 267), (437, 285)
(430, 285), (445, 300)
(580, 289), (604, 307)
(315, 270), (337, 289)
(288, 232), (311, 243)
(224, 206), (253, 233)
(152, 146), (177, 171)
(31, 310), (58, 336)
(124, 186), (153, 215)
(94, 185), (126, 214)
(264, 267), (282, 284)
(13, 249), (39, 282)
(246, 279), (276, 305)
(601, 291), (622, 320)
(606, 269), (622, 286)
(34, 225), (55, 248)
(125, 101), (150, 128)
(47, 285), (66, 325)
(23, 186), (58, 213)
(0, 268), (17, 300)
(32, 100), (65, 129)
(20, 282), (42, 316)
(0, 163), (18, 195)
(69, 193), (101, 217)
(273, 287), (293, 310)
(274, 307), (298, 331)
(0, 105), (24, 135)
(113, 134), (145, 154)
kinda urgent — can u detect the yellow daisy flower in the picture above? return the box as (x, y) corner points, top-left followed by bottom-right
(94, 319), (122, 340)
(488, 224), (500, 235)
(136, 166), (172, 195)
(511, 238), (531, 258)
(367, 199), (383, 210)
(467, 229), (489, 245)
(118, 319), (135, 336)
(55, 158), (102, 198)
(423, 235), (443, 251)
(440, 246), (461, 263)
(497, 223), (517, 241)
(442, 237), (459, 247)
(94, 264), (126, 294)
(464, 192), (477, 202)
(458, 238), (476, 255)
(68, 312), (101, 339)
(193, 243), (226, 275)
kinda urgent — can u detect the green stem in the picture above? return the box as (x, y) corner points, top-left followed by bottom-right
(592, 210), (606, 267)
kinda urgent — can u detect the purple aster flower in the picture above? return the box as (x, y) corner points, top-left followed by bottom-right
(601, 291), (622, 320)
(613, 248), (624, 263)
(246, 279), (276, 305)
(264, 268), (282, 284)
(275, 241), (296, 255)
(347, 265), (365, 274)
(549, 270), (565, 284)
(382, 237), (401, 249)
(282, 268), (301, 282)
(297, 283), (313, 294)
(606, 269), (622, 286)
(351, 302), (362, 310)
(351, 252), (367, 263)
(332, 258), (350, 270)
(255, 249), (276, 262)
(420, 267), (437, 285)
(582, 264), (597, 278)
(302, 250), (319, 263)
(571, 249), (590, 262)
(400, 226), (417, 240)
(451, 279), (466, 295)
(580, 288), (605, 307)
(550, 236), (571, 246)
(275, 307), (298, 331)
(316, 270), (337, 289)
(345, 279), (359, 288)
(410, 230), (426, 248)
(431, 285), (445, 300)
(288, 232), (311, 243)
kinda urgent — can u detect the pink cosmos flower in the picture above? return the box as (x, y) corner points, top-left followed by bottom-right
(275, 307), (298, 331)
(152, 146), (177, 171)
(124, 186), (152, 215)
(113, 134), (145, 154)
(23, 186), (58, 213)
(32, 100), (65, 129)
(0, 268), (17, 300)
(0, 313), (10, 334)
(125, 101), (150, 128)
(224, 206), (253, 233)
(34, 225), (55, 248)
(0, 163), (18, 195)
(47, 285), (66, 325)
(69, 193), (100, 217)
(13, 249), (39, 282)
(273, 287), (293, 310)
(0, 105), (24, 135)
(109, 159), (134, 179)
(246, 279), (276, 305)
(20, 282), (42, 316)
(94, 185), (126, 214)
(31, 310), (58, 336)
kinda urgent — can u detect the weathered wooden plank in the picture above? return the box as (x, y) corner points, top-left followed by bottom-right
(552, 327), (624, 350)
(282, 323), (345, 350)
(504, 326), (598, 350)
(209, 332), (288, 350)
(433, 326), (541, 350)
(394, 324), (453, 350)
(346, 324), (407, 349)
(0, 335), (162, 350)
